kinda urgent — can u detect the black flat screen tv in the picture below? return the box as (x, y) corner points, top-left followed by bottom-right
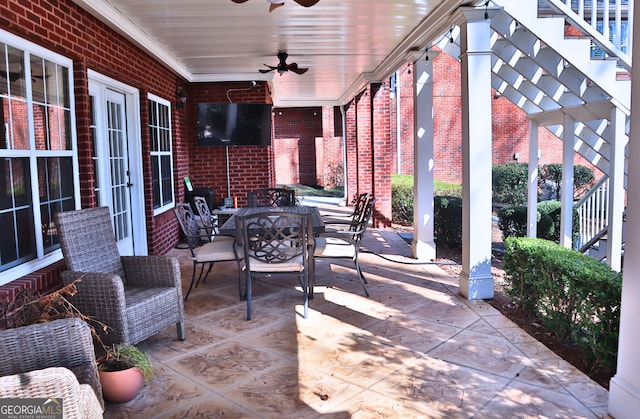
(197, 103), (273, 146)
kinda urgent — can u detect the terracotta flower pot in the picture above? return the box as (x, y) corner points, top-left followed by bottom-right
(98, 367), (145, 403)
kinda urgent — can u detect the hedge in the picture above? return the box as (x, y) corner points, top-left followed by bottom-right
(503, 237), (621, 369)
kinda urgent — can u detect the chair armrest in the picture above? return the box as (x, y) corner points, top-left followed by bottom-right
(61, 271), (128, 344)
(121, 255), (181, 288)
(0, 367), (103, 418)
(316, 230), (360, 246)
(0, 318), (104, 409)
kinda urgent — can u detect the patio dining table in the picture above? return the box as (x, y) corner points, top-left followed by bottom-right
(218, 205), (325, 237)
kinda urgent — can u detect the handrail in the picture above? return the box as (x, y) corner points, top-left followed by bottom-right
(575, 174), (609, 208)
(539, 0), (632, 70)
(578, 224), (608, 254)
(575, 175), (609, 250)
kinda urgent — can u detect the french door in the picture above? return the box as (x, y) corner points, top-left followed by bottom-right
(89, 72), (147, 256)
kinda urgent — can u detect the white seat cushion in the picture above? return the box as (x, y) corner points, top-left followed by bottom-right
(213, 235), (235, 242)
(247, 254), (305, 272)
(195, 240), (240, 262)
(314, 236), (356, 258)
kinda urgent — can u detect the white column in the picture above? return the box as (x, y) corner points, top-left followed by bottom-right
(560, 113), (575, 249)
(412, 53), (437, 260)
(527, 119), (539, 238)
(608, 2), (640, 414)
(606, 106), (625, 272)
(459, 9), (494, 299)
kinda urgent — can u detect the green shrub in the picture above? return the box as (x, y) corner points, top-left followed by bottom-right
(492, 163), (529, 205)
(540, 164), (595, 200)
(497, 206), (530, 239)
(434, 180), (462, 197)
(391, 174), (462, 226)
(391, 174), (414, 225)
(497, 200), (578, 245)
(434, 196), (463, 247)
(503, 237), (621, 370)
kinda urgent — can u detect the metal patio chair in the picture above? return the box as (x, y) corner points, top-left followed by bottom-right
(313, 196), (376, 297)
(173, 203), (241, 300)
(237, 210), (314, 320)
(247, 188), (298, 207)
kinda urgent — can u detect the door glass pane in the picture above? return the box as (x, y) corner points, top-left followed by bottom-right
(107, 99), (129, 242)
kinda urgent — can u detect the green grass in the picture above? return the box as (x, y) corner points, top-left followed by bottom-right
(284, 184), (344, 197)
(391, 174), (462, 197)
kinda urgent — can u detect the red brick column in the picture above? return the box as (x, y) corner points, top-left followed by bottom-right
(344, 95), (359, 203)
(371, 83), (392, 227)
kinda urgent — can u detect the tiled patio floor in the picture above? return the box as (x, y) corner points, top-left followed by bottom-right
(104, 199), (609, 418)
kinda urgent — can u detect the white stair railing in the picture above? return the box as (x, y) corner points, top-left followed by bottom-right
(539, 0), (633, 68)
(575, 175), (609, 250)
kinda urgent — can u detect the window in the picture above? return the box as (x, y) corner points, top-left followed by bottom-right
(148, 94), (174, 214)
(0, 30), (77, 284)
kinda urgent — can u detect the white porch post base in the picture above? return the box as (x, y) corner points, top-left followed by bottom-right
(459, 270), (494, 300)
(412, 239), (436, 261)
(609, 376), (640, 418)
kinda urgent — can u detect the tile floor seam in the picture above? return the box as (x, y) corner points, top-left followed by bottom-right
(104, 211), (609, 417)
(167, 344), (293, 399)
(195, 314), (292, 339)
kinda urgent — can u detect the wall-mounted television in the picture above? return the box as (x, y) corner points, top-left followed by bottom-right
(197, 103), (273, 146)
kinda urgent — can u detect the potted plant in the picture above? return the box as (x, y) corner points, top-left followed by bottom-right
(97, 343), (153, 403)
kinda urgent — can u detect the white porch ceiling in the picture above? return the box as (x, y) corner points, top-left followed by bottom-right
(72, 0), (482, 107)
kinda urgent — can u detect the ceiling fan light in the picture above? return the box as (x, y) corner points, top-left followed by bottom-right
(267, 0), (285, 4)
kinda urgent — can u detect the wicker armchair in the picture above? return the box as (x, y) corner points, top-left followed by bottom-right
(56, 207), (185, 346)
(0, 318), (104, 417)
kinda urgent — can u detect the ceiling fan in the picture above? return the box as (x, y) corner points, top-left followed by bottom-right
(231, 0), (320, 13)
(259, 52), (308, 75)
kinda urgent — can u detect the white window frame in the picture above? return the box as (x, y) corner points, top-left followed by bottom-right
(0, 29), (79, 286)
(148, 93), (175, 215)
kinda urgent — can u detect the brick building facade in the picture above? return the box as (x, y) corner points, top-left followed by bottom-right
(0, 0), (600, 300)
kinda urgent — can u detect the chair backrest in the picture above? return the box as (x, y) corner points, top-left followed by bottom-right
(349, 192), (372, 225)
(193, 195), (218, 238)
(56, 207), (126, 279)
(350, 197), (376, 242)
(173, 203), (203, 253)
(247, 188), (297, 207)
(237, 211), (312, 269)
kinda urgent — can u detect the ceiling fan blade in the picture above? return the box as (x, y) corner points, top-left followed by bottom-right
(292, 0), (320, 6)
(259, 64), (277, 73)
(230, 0), (249, 3)
(269, 3), (285, 12)
(287, 63), (309, 74)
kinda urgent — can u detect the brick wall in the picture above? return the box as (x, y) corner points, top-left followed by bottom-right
(397, 51), (602, 184)
(0, 261), (65, 303)
(0, 1), (276, 300)
(272, 107), (322, 186)
(316, 106), (345, 188)
(1, 0), (193, 257)
(398, 66), (415, 175)
(182, 81), (273, 209)
(371, 83), (393, 227)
